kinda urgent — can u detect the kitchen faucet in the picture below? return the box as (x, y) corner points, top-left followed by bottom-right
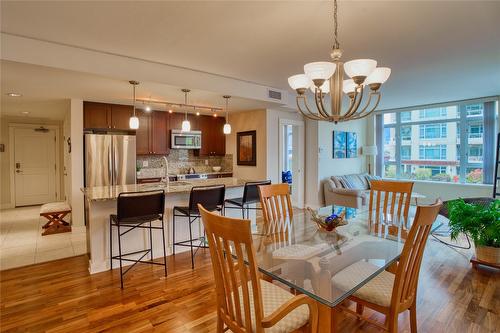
(161, 156), (169, 186)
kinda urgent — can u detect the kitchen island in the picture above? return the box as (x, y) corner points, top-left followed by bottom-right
(82, 177), (252, 274)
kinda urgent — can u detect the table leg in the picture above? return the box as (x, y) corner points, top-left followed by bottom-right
(317, 301), (340, 333)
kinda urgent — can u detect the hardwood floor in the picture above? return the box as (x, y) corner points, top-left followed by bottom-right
(1, 240), (498, 332)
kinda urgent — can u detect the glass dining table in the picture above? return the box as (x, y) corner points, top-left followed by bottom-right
(248, 205), (411, 332)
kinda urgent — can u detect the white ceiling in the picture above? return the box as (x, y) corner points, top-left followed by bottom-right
(1, 1), (500, 115)
(0, 60), (274, 119)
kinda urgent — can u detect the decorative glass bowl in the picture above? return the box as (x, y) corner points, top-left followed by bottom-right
(307, 207), (347, 232)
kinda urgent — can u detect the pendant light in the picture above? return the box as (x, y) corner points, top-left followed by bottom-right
(181, 88), (191, 132)
(129, 80), (139, 129)
(223, 95), (231, 135)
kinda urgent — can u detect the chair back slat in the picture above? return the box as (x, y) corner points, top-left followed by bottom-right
(242, 180), (271, 204)
(369, 180), (414, 227)
(199, 204), (264, 333)
(259, 184), (293, 235)
(391, 199), (442, 312)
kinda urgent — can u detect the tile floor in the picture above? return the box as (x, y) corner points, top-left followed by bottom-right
(0, 205), (87, 270)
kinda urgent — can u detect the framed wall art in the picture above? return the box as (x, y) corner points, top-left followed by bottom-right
(237, 130), (256, 166)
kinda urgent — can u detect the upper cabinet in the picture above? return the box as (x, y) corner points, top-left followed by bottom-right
(136, 110), (170, 155)
(84, 102), (111, 129)
(84, 101), (224, 157)
(197, 115), (226, 156)
(83, 102), (132, 130)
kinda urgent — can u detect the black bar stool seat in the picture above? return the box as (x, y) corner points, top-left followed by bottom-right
(172, 184), (225, 269)
(224, 180), (271, 219)
(109, 190), (167, 289)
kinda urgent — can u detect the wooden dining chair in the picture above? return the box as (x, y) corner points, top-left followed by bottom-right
(332, 199), (443, 333)
(368, 180), (414, 238)
(258, 183), (293, 235)
(198, 204), (318, 333)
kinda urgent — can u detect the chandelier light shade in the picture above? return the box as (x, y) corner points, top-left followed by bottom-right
(129, 80), (140, 129)
(288, 74), (311, 90)
(223, 95), (232, 135)
(287, 0), (391, 123)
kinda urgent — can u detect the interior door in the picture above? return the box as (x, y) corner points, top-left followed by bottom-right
(14, 127), (57, 206)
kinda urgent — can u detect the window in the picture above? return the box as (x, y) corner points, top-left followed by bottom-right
(419, 108), (447, 119)
(466, 104), (483, 117)
(401, 111), (411, 122)
(468, 122), (483, 139)
(401, 126), (411, 141)
(419, 145), (446, 160)
(419, 123), (447, 139)
(378, 99), (497, 184)
(468, 145), (483, 162)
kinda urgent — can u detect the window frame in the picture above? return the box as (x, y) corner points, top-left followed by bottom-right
(376, 96), (498, 184)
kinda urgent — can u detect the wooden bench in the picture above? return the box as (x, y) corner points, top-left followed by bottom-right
(40, 202), (72, 236)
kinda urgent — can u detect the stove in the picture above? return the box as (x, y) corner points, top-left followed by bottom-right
(176, 173), (208, 181)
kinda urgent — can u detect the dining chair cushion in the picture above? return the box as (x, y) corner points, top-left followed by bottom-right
(331, 260), (395, 307)
(232, 279), (309, 333)
(272, 244), (321, 260)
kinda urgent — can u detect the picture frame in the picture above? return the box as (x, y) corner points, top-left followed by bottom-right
(333, 131), (346, 158)
(237, 130), (256, 166)
(346, 132), (358, 158)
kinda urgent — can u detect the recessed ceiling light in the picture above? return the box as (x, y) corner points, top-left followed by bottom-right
(6, 92), (22, 97)
(21, 111), (30, 115)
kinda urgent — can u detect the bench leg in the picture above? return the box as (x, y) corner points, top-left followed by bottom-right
(40, 211), (72, 236)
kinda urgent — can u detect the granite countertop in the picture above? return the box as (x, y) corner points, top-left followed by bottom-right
(81, 177), (248, 201)
(136, 169), (232, 179)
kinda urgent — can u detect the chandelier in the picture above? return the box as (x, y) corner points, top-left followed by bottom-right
(288, 0), (391, 123)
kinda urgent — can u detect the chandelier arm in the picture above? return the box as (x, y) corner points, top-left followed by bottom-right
(349, 93), (381, 120)
(342, 85), (365, 119)
(297, 96), (323, 120)
(314, 89), (331, 119)
(337, 86), (362, 120)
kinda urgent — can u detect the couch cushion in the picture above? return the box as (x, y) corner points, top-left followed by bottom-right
(330, 176), (342, 188)
(365, 174), (382, 189)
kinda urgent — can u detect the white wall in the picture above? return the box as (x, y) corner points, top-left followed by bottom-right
(69, 99), (84, 226)
(225, 110), (267, 181)
(265, 109), (304, 184)
(304, 117), (369, 207)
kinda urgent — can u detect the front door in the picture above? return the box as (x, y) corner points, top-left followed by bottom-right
(14, 127), (57, 206)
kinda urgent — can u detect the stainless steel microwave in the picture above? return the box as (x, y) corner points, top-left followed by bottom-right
(171, 130), (202, 149)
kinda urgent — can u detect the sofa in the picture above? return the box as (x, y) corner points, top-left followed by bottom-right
(323, 173), (378, 208)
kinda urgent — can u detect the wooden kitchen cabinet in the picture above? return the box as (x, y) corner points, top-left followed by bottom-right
(136, 110), (170, 155)
(135, 110), (151, 155)
(84, 102), (133, 130)
(151, 111), (169, 155)
(169, 112), (199, 131)
(197, 115), (226, 156)
(110, 104), (133, 130)
(84, 102), (111, 129)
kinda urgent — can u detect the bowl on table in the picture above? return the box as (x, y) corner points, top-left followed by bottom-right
(212, 166), (222, 172)
(307, 207), (347, 232)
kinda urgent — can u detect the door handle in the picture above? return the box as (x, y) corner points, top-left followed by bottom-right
(16, 170), (22, 173)
(16, 162), (21, 169)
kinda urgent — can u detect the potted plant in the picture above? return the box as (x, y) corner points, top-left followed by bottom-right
(448, 199), (500, 265)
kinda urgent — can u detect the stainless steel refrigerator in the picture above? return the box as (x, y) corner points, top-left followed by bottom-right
(85, 134), (136, 187)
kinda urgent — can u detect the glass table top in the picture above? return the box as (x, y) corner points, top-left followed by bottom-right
(248, 205), (413, 307)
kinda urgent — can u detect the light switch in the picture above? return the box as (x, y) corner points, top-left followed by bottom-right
(142, 160), (149, 167)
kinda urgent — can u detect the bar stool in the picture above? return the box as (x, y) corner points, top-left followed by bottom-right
(172, 184), (225, 269)
(109, 190), (167, 289)
(224, 180), (271, 218)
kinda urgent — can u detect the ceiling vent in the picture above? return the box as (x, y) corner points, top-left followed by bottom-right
(267, 89), (283, 101)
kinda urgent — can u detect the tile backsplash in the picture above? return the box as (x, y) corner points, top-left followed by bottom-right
(137, 150), (232, 178)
